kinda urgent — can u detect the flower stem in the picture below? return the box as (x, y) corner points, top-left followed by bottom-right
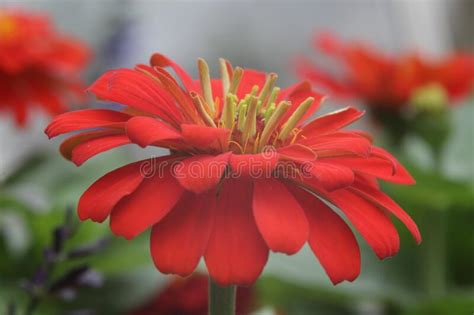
(423, 210), (447, 297)
(423, 153), (446, 297)
(208, 277), (236, 315)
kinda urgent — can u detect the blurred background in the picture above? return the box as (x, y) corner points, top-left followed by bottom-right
(0, 1), (472, 314)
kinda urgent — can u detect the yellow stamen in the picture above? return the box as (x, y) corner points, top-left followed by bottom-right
(241, 96), (258, 144)
(228, 67), (243, 95)
(219, 58), (231, 96)
(223, 94), (237, 129)
(263, 87), (280, 111)
(228, 140), (244, 154)
(253, 133), (261, 154)
(264, 102), (276, 122)
(279, 97), (314, 141)
(259, 101), (291, 151)
(237, 103), (248, 131)
(249, 85), (260, 97)
(191, 92), (216, 128)
(258, 73), (278, 105)
(197, 58), (215, 116)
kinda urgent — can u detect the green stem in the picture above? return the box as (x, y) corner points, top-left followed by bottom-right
(422, 210), (447, 297)
(423, 152), (446, 297)
(208, 277), (236, 315)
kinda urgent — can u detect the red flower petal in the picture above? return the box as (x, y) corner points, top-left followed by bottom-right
(279, 81), (325, 125)
(307, 162), (354, 191)
(174, 153), (231, 193)
(59, 130), (131, 166)
(371, 147), (415, 184)
(88, 69), (182, 123)
(150, 191), (215, 276)
(78, 160), (147, 222)
(236, 69), (267, 99)
(310, 137), (372, 158)
(109, 163), (184, 239)
(328, 189), (400, 259)
(181, 124), (230, 151)
(229, 152), (279, 178)
(277, 144), (317, 162)
(294, 57), (354, 97)
(205, 179), (268, 286)
(301, 107), (364, 138)
(70, 134), (131, 166)
(150, 53), (198, 92)
(126, 116), (182, 148)
(289, 186), (360, 284)
(253, 178), (309, 254)
(45, 109), (129, 138)
(324, 155), (414, 184)
(351, 180), (421, 244)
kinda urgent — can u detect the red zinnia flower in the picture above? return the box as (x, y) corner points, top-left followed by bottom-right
(128, 274), (254, 315)
(0, 9), (90, 126)
(45, 53), (421, 286)
(296, 32), (474, 110)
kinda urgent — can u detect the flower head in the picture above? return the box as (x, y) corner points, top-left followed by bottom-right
(0, 9), (90, 126)
(46, 53), (421, 286)
(296, 33), (474, 111)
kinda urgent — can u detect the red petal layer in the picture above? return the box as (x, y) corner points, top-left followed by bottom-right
(70, 134), (131, 166)
(289, 186), (360, 284)
(324, 155), (414, 184)
(60, 130), (130, 166)
(205, 179), (268, 286)
(351, 180), (421, 244)
(327, 189), (400, 259)
(45, 109), (129, 138)
(236, 69), (267, 99)
(280, 81), (325, 125)
(229, 152), (279, 178)
(88, 69), (181, 123)
(277, 144), (317, 162)
(126, 116), (182, 147)
(301, 107), (364, 138)
(181, 124), (230, 151)
(253, 179), (309, 254)
(307, 162), (354, 191)
(150, 53), (198, 92)
(109, 163), (184, 239)
(150, 191), (215, 276)
(77, 160), (146, 222)
(174, 153), (231, 193)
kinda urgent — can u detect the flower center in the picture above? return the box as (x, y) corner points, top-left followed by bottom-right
(194, 58), (314, 154)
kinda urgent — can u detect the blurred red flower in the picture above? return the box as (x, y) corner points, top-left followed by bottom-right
(0, 9), (90, 126)
(46, 53), (420, 286)
(296, 33), (474, 111)
(128, 274), (254, 315)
